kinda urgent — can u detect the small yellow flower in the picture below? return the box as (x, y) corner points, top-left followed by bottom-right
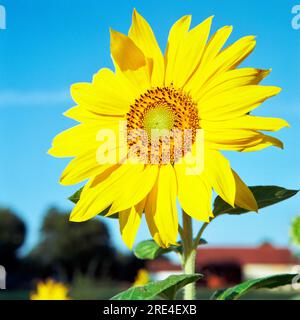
(49, 9), (288, 249)
(30, 279), (70, 300)
(133, 269), (150, 286)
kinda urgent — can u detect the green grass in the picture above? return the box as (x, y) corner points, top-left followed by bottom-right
(0, 286), (299, 300)
(0, 290), (30, 300)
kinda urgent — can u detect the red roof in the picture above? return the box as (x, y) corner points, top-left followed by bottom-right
(196, 244), (298, 266)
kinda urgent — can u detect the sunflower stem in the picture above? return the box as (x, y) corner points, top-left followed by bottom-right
(193, 221), (209, 249)
(182, 210), (196, 300)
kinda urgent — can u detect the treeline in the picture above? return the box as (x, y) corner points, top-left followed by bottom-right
(0, 207), (144, 289)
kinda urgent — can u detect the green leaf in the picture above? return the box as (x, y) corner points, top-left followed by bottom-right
(134, 239), (207, 260)
(213, 186), (299, 216)
(211, 273), (300, 300)
(68, 188), (118, 219)
(291, 216), (300, 248)
(111, 274), (202, 300)
(134, 240), (178, 260)
(68, 187), (83, 204)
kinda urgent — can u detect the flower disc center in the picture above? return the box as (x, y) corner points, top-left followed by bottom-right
(143, 106), (175, 136)
(126, 86), (200, 164)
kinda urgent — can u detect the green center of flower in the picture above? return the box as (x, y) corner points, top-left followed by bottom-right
(126, 86), (200, 164)
(143, 106), (175, 136)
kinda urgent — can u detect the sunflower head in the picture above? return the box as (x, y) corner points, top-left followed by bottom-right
(127, 85), (200, 164)
(49, 9), (288, 249)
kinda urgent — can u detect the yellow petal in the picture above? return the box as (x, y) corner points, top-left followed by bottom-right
(63, 106), (104, 122)
(48, 123), (102, 158)
(201, 115), (290, 132)
(70, 164), (142, 222)
(164, 15), (191, 86)
(70, 68), (134, 115)
(119, 206), (142, 249)
(108, 165), (158, 215)
(200, 85), (281, 121)
(205, 129), (270, 151)
(204, 150), (236, 207)
(144, 180), (162, 246)
(60, 153), (114, 186)
(93, 67), (138, 102)
(54, 119), (125, 184)
(233, 170), (258, 212)
(129, 9), (164, 87)
(189, 35), (256, 100)
(145, 165), (178, 248)
(241, 134), (283, 152)
(48, 116), (124, 158)
(171, 16), (213, 87)
(110, 29), (146, 71)
(206, 131), (283, 152)
(207, 35), (256, 77)
(199, 68), (271, 102)
(110, 29), (151, 92)
(185, 25), (233, 93)
(198, 25), (233, 68)
(175, 163), (212, 221)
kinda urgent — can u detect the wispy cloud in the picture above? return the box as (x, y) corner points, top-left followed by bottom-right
(0, 90), (71, 107)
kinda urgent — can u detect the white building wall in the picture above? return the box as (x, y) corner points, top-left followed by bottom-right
(243, 264), (296, 280)
(150, 271), (182, 281)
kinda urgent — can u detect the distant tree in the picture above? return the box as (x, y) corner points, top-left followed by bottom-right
(0, 208), (26, 263)
(111, 253), (145, 283)
(28, 207), (116, 280)
(0, 208), (28, 289)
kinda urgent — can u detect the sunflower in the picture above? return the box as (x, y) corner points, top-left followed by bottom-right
(49, 10), (288, 249)
(30, 279), (70, 300)
(133, 269), (151, 286)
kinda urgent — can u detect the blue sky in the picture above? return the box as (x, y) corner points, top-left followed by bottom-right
(0, 0), (299, 255)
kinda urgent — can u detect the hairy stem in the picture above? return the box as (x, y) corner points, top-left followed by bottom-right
(181, 210), (196, 300)
(194, 222), (209, 249)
